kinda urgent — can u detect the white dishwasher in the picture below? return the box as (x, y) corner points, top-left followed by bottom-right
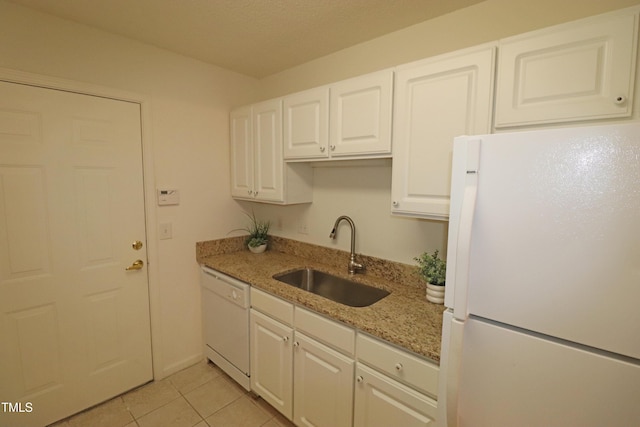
(201, 266), (251, 390)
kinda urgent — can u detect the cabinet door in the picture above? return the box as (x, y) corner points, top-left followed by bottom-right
(391, 47), (494, 219)
(250, 310), (293, 419)
(495, 10), (638, 127)
(354, 364), (437, 427)
(230, 106), (253, 199)
(293, 332), (354, 427)
(330, 70), (393, 158)
(252, 99), (284, 202)
(283, 87), (329, 159)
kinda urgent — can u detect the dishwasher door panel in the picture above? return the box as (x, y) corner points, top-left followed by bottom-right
(201, 268), (250, 376)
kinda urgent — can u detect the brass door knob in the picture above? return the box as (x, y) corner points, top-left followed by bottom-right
(132, 240), (143, 250)
(125, 260), (144, 271)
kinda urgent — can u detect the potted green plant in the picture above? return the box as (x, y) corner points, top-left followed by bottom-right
(230, 211), (270, 253)
(415, 250), (446, 304)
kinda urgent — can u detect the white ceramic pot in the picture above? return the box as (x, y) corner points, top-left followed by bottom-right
(248, 243), (267, 254)
(426, 283), (445, 304)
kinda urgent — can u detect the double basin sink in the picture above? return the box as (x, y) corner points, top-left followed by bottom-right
(273, 268), (389, 307)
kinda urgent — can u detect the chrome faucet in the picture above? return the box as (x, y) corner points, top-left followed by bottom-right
(329, 215), (365, 275)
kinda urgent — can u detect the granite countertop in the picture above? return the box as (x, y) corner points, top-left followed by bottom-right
(197, 237), (445, 364)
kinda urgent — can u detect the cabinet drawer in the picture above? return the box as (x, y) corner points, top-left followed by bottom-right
(357, 333), (438, 397)
(251, 288), (294, 325)
(295, 307), (355, 356)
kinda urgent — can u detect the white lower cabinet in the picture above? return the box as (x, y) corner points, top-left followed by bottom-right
(293, 332), (354, 427)
(250, 290), (355, 426)
(250, 309), (293, 419)
(355, 333), (439, 426)
(250, 288), (438, 426)
(354, 363), (437, 427)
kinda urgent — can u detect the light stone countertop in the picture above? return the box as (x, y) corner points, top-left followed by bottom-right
(196, 237), (445, 364)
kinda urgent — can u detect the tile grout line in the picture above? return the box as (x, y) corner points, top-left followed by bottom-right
(170, 365), (249, 425)
(176, 383), (207, 426)
(127, 381), (194, 426)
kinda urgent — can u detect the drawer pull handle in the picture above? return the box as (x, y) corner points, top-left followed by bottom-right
(395, 363), (403, 371)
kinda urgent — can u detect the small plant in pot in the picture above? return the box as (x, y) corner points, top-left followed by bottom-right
(230, 211), (270, 253)
(415, 250), (446, 304)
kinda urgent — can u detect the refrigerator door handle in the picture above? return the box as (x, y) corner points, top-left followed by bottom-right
(451, 139), (480, 320)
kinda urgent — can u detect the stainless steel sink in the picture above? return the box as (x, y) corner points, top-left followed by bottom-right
(273, 268), (389, 307)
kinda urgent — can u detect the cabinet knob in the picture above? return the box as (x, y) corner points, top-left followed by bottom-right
(356, 375), (364, 383)
(293, 341), (299, 348)
(247, 190), (252, 195)
(395, 363), (403, 371)
(330, 145), (336, 151)
(614, 95), (627, 105)
(320, 146), (326, 153)
(283, 336), (289, 343)
(392, 201), (399, 207)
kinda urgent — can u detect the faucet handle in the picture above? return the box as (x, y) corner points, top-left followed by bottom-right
(348, 256), (365, 275)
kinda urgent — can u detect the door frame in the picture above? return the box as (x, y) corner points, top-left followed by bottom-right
(0, 67), (163, 380)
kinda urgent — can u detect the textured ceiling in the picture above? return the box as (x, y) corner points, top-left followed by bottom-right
(8, 0), (486, 78)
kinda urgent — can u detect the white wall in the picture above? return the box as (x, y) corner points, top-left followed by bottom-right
(242, 162), (447, 264)
(0, 0), (259, 377)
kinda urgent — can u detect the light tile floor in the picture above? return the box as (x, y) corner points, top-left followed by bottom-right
(49, 360), (295, 427)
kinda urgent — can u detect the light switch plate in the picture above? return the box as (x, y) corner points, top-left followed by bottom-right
(159, 223), (172, 240)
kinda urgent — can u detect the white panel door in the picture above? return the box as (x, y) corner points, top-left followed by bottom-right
(253, 99), (284, 202)
(329, 70), (393, 157)
(250, 309), (293, 420)
(293, 332), (354, 427)
(283, 87), (329, 159)
(495, 9), (638, 127)
(0, 81), (152, 427)
(229, 106), (253, 199)
(354, 364), (437, 427)
(391, 47), (494, 219)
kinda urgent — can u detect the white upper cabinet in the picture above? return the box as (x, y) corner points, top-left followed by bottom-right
(391, 46), (495, 220)
(230, 105), (253, 199)
(329, 70), (393, 158)
(252, 99), (284, 202)
(495, 7), (639, 128)
(283, 86), (330, 159)
(230, 99), (312, 204)
(284, 70), (393, 161)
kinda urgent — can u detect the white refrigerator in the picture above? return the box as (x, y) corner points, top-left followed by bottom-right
(438, 123), (640, 427)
